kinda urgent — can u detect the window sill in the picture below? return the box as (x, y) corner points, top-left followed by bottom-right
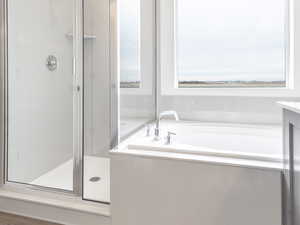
(161, 86), (300, 97)
(120, 87), (153, 96)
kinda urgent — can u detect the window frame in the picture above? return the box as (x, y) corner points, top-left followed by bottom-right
(158, 0), (299, 97)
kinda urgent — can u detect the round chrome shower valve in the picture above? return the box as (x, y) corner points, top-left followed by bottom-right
(46, 55), (58, 71)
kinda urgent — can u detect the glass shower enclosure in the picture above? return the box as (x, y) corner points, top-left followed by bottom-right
(5, 0), (83, 195)
(0, 0), (156, 204)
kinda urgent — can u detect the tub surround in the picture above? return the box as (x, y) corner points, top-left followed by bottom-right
(111, 149), (282, 225)
(111, 121), (283, 225)
(278, 101), (300, 114)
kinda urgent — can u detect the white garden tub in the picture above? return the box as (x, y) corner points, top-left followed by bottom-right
(111, 121), (283, 225)
(125, 121), (282, 163)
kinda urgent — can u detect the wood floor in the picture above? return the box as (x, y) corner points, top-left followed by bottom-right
(0, 212), (62, 225)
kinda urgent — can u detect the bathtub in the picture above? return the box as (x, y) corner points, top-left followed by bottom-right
(111, 121), (283, 225)
(125, 121), (282, 163)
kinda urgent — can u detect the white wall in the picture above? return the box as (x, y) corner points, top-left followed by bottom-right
(7, 0), (74, 182)
(158, 96), (300, 124)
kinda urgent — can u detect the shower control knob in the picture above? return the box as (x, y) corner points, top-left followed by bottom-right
(46, 55), (58, 71)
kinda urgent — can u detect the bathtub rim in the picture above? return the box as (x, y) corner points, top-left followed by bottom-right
(110, 148), (283, 172)
(117, 120), (283, 167)
(127, 142), (283, 164)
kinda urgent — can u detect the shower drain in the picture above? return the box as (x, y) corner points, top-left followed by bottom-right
(89, 176), (101, 182)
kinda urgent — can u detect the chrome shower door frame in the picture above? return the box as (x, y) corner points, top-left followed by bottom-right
(109, 0), (119, 150)
(0, 0), (83, 197)
(73, 0), (84, 197)
(0, 0), (6, 187)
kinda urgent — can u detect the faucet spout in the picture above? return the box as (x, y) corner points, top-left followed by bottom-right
(154, 110), (179, 140)
(159, 110), (179, 121)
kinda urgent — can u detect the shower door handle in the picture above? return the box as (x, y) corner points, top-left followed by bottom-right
(73, 57), (81, 92)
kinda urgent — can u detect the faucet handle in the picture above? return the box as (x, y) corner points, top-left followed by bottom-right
(168, 131), (176, 136)
(145, 124), (151, 136)
(166, 131), (176, 145)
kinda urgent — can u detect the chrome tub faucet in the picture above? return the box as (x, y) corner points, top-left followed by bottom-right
(154, 110), (179, 140)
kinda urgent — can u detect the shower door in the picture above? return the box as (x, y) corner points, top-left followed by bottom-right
(5, 0), (83, 193)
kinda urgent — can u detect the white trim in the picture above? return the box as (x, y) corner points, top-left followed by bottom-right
(120, 87), (152, 96)
(0, 184), (110, 216)
(158, 0), (299, 97)
(160, 87), (300, 97)
(277, 101), (300, 114)
(0, 186), (110, 225)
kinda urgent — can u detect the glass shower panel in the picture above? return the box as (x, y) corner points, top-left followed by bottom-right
(83, 0), (110, 202)
(7, 0), (75, 191)
(119, 0), (156, 140)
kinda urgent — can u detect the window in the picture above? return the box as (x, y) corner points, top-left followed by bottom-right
(176, 0), (286, 88)
(159, 0), (299, 96)
(119, 0), (141, 88)
(118, 0), (155, 95)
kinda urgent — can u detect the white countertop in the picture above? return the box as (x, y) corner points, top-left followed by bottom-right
(278, 101), (300, 114)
